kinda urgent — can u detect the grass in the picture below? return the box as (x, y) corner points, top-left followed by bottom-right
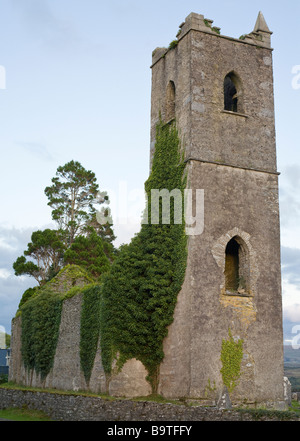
(0, 381), (115, 400)
(0, 406), (52, 421)
(289, 400), (300, 415)
(131, 393), (186, 406)
(236, 401), (300, 421)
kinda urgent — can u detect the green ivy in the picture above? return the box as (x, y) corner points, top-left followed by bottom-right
(80, 285), (102, 384)
(18, 121), (187, 393)
(18, 286), (39, 309)
(19, 265), (96, 381)
(21, 288), (64, 380)
(100, 119), (187, 392)
(220, 329), (244, 393)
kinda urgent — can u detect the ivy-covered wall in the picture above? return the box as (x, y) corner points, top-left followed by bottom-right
(11, 119), (188, 396)
(100, 120), (187, 392)
(16, 265), (100, 383)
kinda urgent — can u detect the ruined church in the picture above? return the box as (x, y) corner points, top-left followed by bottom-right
(10, 12), (286, 408)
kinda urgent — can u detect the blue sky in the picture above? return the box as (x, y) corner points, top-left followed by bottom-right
(0, 0), (299, 343)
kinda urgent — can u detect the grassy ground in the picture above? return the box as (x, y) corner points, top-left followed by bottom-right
(0, 407), (52, 421)
(0, 382), (180, 404)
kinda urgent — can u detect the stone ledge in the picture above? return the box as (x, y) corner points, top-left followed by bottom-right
(221, 110), (249, 118)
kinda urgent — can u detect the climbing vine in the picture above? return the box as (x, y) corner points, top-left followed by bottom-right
(100, 119), (187, 392)
(18, 120), (188, 393)
(21, 288), (64, 380)
(220, 329), (244, 393)
(19, 265), (96, 381)
(80, 284), (102, 384)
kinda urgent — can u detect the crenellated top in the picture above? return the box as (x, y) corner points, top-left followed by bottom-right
(151, 11), (272, 66)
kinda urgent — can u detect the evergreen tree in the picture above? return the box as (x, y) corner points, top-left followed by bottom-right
(13, 229), (65, 286)
(44, 160), (110, 246)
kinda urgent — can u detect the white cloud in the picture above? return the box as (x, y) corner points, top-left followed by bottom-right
(0, 238), (17, 252)
(282, 278), (300, 323)
(11, 0), (81, 52)
(284, 304), (300, 323)
(15, 141), (54, 161)
(0, 269), (11, 279)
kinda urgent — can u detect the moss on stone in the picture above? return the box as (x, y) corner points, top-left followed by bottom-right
(220, 329), (243, 393)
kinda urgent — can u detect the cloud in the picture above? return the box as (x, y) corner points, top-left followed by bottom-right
(0, 225), (37, 285)
(281, 246), (300, 286)
(11, 0), (80, 51)
(284, 304), (300, 323)
(0, 273), (34, 335)
(15, 141), (54, 161)
(279, 246), (300, 335)
(0, 269), (11, 279)
(282, 164), (300, 189)
(0, 226), (33, 260)
(279, 165), (300, 227)
(0, 225), (39, 334)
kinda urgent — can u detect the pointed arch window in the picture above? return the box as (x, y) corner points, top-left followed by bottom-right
(224, 72), (243, 113)
(225, 238), (239, 291)
(224, 236), (249, 294)
(165, 80), (176, 122)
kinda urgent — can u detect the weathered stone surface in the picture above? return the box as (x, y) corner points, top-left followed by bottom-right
(9, 295), (152, 397)
(292, 392), (300, 402)
(45, 294), (85, 391)
(109, 359), (152, 397)
(0, 388), (298, 421)
(217, 387), (232, 410)
(284, 377), (292, 407)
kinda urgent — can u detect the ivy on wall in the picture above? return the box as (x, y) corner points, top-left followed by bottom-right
(20, 288), (64, 380)
(19, 265), (98, 381)
(80, 285), (102, 384)
(100, 120), (188, 392)
(18, 120), (188, 393)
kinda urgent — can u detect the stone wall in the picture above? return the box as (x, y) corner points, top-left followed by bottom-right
(0, 387), (298, 421)
(9, 294), (151, 398)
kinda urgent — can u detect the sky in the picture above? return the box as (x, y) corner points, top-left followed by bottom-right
(0, 0), (299, 345)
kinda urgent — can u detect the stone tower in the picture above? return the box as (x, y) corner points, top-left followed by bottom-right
(150, 12), (285, 406)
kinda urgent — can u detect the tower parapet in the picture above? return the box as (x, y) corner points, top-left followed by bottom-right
(152, 11), (272, 68)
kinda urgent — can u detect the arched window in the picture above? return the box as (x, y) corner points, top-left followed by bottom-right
(225, 238), (240, 291)
(224, 72), (242, 113)
(224, 236), (249, 294)
(165, 80), (176, 121)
